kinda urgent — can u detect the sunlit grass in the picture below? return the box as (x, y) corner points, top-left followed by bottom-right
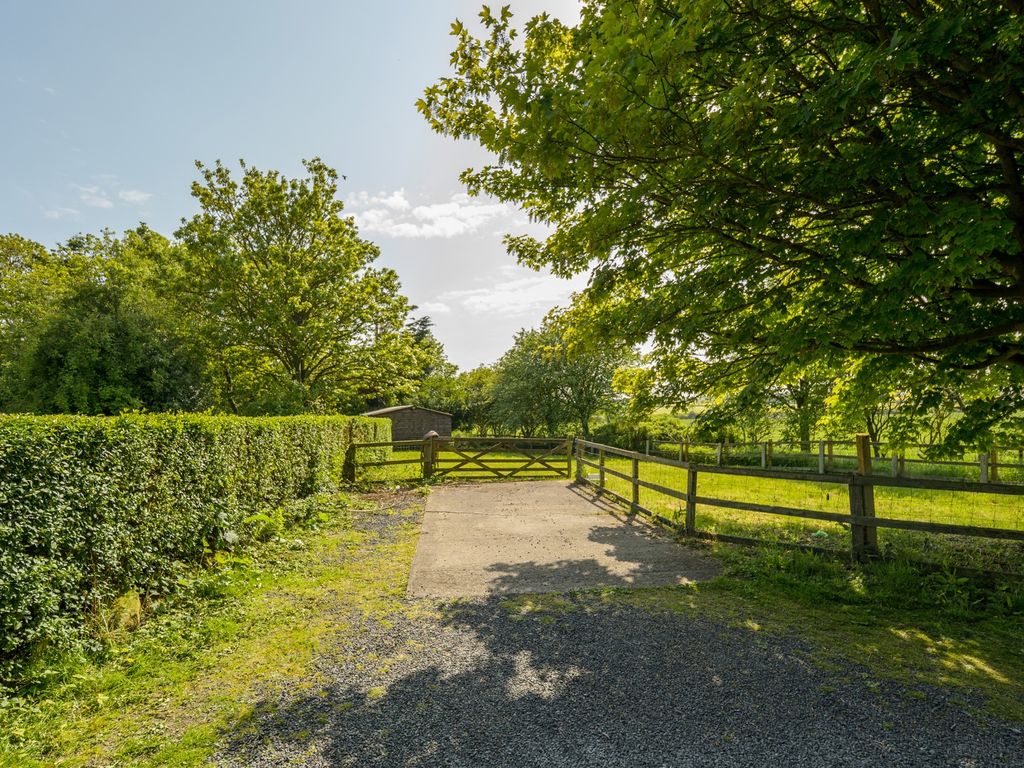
(0, 495), (423, 768)
(585, 453), (1024, 570)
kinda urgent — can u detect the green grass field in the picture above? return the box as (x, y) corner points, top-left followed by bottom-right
(353, 440), (1024, 572)
(589, 452), (1024, 571)
(648, 439), (1024, 484)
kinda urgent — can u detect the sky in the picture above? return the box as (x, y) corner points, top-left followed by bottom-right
(0, 0), (585, 370)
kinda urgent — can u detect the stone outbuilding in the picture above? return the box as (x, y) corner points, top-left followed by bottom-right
(361, 405), (452, 441)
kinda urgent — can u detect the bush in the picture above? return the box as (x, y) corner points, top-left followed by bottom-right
(0, 413), (388, 678)
(591, 414), (690, 451)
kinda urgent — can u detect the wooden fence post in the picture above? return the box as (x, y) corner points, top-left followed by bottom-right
(716, 442), (723, 466)
(574, 440), (583, 482)
(685, 467), (697, 535)
(343, 442), (357, 483)
(850, 433), (878, 561)
(599, 448), (606, 490)
(631, 453), (640, 512)
(678, 442), (684, 463)
(684, 440), (690, 463)
(817, 441), (825, 474)
(422, 435), (436, 479)
(760, 442), (767, 468)
(979, 452), (989, 483)
(645, 438), (650, 456)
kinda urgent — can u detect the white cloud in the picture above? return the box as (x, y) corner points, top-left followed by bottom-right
(118, 189), (153, 204)
(418, 301), (452, 314)
(347, 189), (515, 239)
(439, 271), (589, 317)
(43, 207), (79, 220)
(77, 185), (113, 209)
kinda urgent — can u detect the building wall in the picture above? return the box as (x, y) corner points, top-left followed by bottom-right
(387, 409), (452, 441)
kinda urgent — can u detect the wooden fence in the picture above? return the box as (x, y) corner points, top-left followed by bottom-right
(347, 435), (572, 481)
(576, 435), (1024, 561)
(638, 438), (1021, 483)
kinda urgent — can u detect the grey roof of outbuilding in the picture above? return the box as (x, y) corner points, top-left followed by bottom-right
(361, 405), (453, 417)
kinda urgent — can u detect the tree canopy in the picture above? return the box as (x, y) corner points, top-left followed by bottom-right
(175, 159), (428, 413)
(420, 1), (1024, 447)
(0, 228), (203, 414)
(0, 159), (445, 417)
(490, 318), (632, 436)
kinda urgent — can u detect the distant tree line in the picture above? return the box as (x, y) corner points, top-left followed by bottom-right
(416, 314), (635, 438)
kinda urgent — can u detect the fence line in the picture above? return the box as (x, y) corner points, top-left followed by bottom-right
(347, 435), (572, 481)
(576, 435), (1024, 562)
(637, 437), (1020, 484)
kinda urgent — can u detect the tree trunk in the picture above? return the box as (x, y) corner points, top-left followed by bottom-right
(865, 415), (881, 458)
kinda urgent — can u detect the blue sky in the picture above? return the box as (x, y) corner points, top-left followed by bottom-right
(0, 0), (584, 369)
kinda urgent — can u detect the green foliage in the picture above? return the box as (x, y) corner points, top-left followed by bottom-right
(590, 413), (689, 450)
(0, 227), (207, 415)
(0, 413), (387, 679)
(490, 317), (633, 436)
(417, 365), (499, 433)
(1, 159), (448, 417)
(421, 1), (1024, 448)
(174, 158), (429, 414)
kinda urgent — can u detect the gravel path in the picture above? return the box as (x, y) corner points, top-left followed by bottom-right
(214, 495), (1024, 768)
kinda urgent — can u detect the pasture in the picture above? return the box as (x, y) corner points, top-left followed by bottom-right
(353, 436), (1024, 574)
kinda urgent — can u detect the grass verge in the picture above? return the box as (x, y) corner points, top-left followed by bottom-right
(0, 490), (422, 768)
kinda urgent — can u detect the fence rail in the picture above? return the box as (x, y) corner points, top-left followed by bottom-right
(576, 435), (1024, 562)
(636, 437), (1023, 484)
(347, 435), (572, 481)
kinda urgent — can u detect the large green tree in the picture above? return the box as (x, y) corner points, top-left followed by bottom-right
(421, 1), (1024, 447)
(491, 319), (632, 436)
(0, 228), (204, 414)
(175, 158), (423, 413)
(417, 365), (500, 433)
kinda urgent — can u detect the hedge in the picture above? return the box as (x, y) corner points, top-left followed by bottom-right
(0, 413), (389, 677)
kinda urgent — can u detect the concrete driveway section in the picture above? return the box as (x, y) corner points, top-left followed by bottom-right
(407, 480), (721, 598)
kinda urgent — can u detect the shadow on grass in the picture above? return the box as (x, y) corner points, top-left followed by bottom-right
(216, 551), (1024, 767)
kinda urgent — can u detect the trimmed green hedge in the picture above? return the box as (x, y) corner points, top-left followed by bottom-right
(0, 414), (388, 677)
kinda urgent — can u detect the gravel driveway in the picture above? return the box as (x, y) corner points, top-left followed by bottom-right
(214, 492), (1024, 768)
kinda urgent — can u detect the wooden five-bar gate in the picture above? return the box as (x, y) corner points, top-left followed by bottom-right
(347, 435), (572, 481)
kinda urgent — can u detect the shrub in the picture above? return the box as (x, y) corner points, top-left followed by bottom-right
(0, 413), (388, 678)
(591, 414), (690, 451)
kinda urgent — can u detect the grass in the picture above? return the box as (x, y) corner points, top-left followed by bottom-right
(586, 452), (1024, 572)
(0, 491), (423, 768)
(358, 440), (1024, 569)
(2, 475), (1022, 768)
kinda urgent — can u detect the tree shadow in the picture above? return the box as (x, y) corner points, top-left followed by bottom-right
(215, 550), (1023, 767)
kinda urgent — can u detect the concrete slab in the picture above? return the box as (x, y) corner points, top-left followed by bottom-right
(407, 480), (721, 598)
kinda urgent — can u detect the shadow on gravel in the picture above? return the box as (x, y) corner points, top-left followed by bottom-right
(216, 554), (1024, 768)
